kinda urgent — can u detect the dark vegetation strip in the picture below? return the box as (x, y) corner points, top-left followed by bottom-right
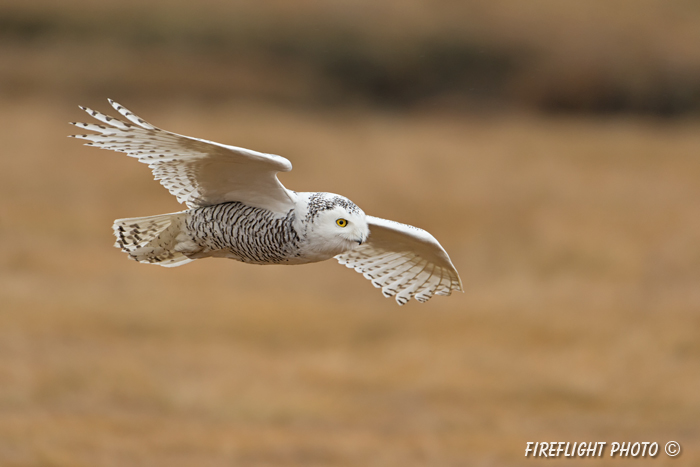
(1, 10), (698, 116)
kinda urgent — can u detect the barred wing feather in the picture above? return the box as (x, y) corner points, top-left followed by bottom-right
(70, 99), (295, 213)
(335, 216), (462, 305)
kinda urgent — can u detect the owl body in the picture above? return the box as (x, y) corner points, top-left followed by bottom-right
(115, 192), (368, 267)
(185, 201), (303, 265)
(72, 101), (462, 304)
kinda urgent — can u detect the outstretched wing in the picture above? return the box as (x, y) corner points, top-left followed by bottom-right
(335, 216), (462, 305)
(70, 99), (295, 213)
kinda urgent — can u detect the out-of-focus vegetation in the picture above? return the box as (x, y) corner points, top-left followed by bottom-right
(2, 0), (700, 114)
(2, 1), (700, 466)
(3, 100), (700, 466)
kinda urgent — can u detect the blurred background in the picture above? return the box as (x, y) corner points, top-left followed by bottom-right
(1, 0), (700, 465)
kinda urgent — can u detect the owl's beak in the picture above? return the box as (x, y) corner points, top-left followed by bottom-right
(353, 227), (368, 245)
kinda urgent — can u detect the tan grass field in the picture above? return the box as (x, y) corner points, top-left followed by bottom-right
(1, 97), (699, 465)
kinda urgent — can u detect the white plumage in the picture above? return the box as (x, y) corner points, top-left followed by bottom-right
(70, 100), (462, 305)
(336, 217), (462, 304)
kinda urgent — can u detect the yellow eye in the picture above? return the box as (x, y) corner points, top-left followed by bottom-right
(336, 218), (348, 227)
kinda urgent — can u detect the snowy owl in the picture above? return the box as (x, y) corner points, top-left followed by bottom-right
(70, 100), (462, 305)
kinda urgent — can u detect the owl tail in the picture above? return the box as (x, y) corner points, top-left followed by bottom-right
(112, 211), (197, 267)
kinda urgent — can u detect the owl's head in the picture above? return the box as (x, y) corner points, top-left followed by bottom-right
(303, 192), (369, 255)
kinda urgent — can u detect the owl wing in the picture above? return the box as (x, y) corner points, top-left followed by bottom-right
(70, 99), (295, 213)
(335, 216), (462, 305)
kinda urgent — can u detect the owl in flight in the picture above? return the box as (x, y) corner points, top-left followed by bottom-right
(70, 100), (462, 305)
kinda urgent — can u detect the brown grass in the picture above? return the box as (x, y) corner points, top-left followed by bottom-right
(1, 97), (699, 465)
(2, 0), (700, 112)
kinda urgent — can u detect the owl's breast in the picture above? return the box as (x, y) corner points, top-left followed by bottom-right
(185, 202), (304, 265)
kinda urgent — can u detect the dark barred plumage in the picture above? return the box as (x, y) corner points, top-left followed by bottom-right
(186, 202), (301, 264)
